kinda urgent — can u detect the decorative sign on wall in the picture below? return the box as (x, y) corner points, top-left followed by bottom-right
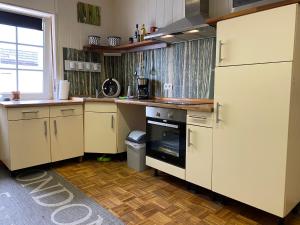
(77, 2), (101, 26)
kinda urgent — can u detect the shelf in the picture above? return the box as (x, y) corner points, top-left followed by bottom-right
(83, 40), (168, 54)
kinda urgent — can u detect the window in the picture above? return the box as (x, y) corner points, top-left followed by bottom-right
(0, 25), (44, 94)
(0, 8), (54, 100)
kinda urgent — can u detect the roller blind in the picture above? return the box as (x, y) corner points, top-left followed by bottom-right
(0, 10), (43, 30)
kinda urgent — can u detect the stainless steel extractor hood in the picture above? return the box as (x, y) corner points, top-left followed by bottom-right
(145, 0), (216, 43)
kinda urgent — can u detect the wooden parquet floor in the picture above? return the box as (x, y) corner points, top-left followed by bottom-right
(54, 159), (300, 225)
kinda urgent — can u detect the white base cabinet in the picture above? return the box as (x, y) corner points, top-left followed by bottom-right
(50, 105), (84, 162)
(9, 118), (51, 171)
(50, 115), (83, 162)
(186, 112), (213, 190)
(186, 124), (213, 190)
(0, 104), (84, 171)
(85, 112), (117, 154)
(84, 102), (145, 154)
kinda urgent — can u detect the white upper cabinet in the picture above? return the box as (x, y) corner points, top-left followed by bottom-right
(216, 4), (297, 67)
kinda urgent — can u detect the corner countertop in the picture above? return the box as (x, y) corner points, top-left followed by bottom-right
(84, 97), (214, 113)
(0, 99), (84, 108)
(0, 97), (214, 112)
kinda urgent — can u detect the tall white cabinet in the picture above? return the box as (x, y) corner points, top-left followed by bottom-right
(213, 4), (300, 218)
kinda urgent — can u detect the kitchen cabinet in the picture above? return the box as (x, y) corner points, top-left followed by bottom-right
(85, 112), (117, 154)
(84, 102), (145, 154)
(213, 3), (300, 218)
(213, 62), (292, 217)
(8, 118), (51, 171)
(84, 103), (118, 154)
(0, 104), (84, 171)
(50, 106), (84, 162)
(0, 106), (51, 171)
(216, 4), (297, 67)
(186, 112), (213, 190)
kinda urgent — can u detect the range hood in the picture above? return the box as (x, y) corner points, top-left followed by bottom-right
(145, 0), (215, 43)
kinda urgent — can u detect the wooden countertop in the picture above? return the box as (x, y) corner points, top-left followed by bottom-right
(207, 0), (300, 25)
(0, 98), (213, 112)
(85, 98), (214, 113)
(0, 99), (84, 108)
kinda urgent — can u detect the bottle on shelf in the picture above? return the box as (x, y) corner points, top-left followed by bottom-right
(140, 24), (146, 42)
(134, 24), (140, 42)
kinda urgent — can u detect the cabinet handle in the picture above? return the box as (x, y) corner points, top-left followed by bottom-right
(22, 110), (39, 114)
(218, 40), (224, 64)
(188, 128), (192, 147)
(54, 120), (57, 135)
(61, 109), (75, 112)
(44, 121), (47, 137)
(111, 115), (114, 129)
(216, 102), (223, 123)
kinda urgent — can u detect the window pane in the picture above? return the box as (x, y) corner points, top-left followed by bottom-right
(18, 45), (43, 70)
(0, 43), (16, 69)
(0, 24), (16, 43)
(17, 27), (43, 46)
(0, 69), (17, 93)
(18, 70), (43, 93)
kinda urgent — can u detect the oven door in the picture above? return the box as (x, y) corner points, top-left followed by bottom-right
(146, 118), (186, 168)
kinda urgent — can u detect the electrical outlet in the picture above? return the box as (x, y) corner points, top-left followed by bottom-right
(164, 83), (169, 90)
(164, 83), (173, 91)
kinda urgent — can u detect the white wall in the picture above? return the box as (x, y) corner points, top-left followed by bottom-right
(112, 0), (231, 44)
(0, 0), (231, 84)
(112, 0), (185, 43)
(0, 0), (115, 79)
(55, 0), (115, 78)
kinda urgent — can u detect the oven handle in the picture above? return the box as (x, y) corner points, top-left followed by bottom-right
(147, 120), (179, 129)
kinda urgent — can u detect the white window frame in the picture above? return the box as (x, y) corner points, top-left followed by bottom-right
(0, 3), (56, 100)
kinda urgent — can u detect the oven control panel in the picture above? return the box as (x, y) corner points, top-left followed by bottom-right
(146, 107), (186, 123)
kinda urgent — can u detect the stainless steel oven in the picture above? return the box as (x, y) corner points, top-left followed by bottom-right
(146, 107), (186, 168)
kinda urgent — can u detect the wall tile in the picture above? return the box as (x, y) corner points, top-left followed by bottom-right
(63, 47), (101, 97)
(103, 37), (216, 99)
(63, 37), (215, 99)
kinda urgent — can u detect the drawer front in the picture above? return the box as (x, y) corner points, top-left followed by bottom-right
(85, 102), (117, 113)
(8, 107), (49, 121)
(50, 105), (83, 118)
(187, 111), (213, 127)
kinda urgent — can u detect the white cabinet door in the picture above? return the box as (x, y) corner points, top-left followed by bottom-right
(84, 112), (117, 154)
(216, 4), (297, 67)
(186, 125), (213, 190)
(9, 119), (51, 170)
(50, 115), (83, 162)
(212, 62), (292, 217)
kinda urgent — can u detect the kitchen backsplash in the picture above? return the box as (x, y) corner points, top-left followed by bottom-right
(103, 37), (216, 99)
(63, 48), (101, 97)
(63, 37), (216, 99)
